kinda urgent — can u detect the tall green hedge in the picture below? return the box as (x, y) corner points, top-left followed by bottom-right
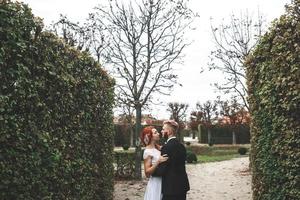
(0, 1), (114, 199)
(246, 1), (300, 199)
(197, 124), (250, 144)
(114, 124), (132, 147)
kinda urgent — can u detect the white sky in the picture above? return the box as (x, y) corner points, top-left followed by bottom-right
(21, 0), (290, 119)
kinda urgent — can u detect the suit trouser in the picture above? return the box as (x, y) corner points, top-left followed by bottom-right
(162, 193), (186, 200)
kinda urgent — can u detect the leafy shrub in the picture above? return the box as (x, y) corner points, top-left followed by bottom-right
(0, 2), (114, 199)
(186, 151), (197, 163)
(246, 1), (300, 199)
(122, 144), (130, 150)
(238, 147), (247, 155)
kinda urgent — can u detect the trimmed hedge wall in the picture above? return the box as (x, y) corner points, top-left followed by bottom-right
(246, 1), (300, 199)
(198, 124), (250, 144)
(0, 2), (114, 199)
(114, 124), (132, 147)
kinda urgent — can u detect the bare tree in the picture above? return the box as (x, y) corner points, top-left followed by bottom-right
(196, 100), (218, 145)
(93, 0), (196, 179)
(51, 14), (107, 63)
(167, 102), (189, 142)
(208, 11), (265, 110)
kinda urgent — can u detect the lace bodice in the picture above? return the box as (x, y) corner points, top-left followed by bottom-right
(143, 148), (161, 165)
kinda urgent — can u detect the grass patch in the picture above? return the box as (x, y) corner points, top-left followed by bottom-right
(197, 154), (247, 163)
(186, 144), (250, 155)
(186, 145), (250, 163)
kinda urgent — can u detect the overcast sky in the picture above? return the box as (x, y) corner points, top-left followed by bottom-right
(21, 0), (290, 119)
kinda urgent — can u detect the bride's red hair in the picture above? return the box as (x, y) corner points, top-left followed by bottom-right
(140, 126), (155, 146)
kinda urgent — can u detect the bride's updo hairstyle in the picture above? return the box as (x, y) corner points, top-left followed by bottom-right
(140, 126), (155, 146)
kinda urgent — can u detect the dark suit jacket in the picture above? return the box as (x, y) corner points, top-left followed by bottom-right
(152, 138), (190, 195)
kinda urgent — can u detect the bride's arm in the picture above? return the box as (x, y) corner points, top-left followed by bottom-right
(143, 155), (168, 177)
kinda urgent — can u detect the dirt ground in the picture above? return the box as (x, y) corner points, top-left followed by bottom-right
(113, 157), (252, 200)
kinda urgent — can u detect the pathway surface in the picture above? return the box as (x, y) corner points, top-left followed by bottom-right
(114, 157), (252, 200)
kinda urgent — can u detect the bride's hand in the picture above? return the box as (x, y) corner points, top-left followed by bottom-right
(158, 154), (168, 164)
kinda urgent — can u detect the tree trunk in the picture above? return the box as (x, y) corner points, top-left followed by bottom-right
(134, 104), (142, 180)
(177, 128), (183, 143)
(130, 127), (134, 147)
(232, 131), (237, 145)
(129, 120), (134, 147)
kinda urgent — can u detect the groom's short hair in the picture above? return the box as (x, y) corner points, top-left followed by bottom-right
(163, 120), (179, 134)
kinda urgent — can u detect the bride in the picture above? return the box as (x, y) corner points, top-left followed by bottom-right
(141, 126), (168, 200)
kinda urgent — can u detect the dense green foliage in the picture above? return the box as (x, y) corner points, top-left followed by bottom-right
(246, 1), (300, 199)
(122, 144), (130, 150)
(186, 151), (197, 163)
(238, 147), (247, 155)
(0, 1), (114, 199)
(114, 124), (132, 147)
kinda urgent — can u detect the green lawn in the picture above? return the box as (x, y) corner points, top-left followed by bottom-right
(186, 144), (250, 163)
(197, 154), (247, 163)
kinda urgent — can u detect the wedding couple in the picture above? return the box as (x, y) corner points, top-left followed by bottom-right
(141, 120), (190, 200)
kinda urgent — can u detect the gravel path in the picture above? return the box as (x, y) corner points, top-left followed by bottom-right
(114, 157), (252, 200)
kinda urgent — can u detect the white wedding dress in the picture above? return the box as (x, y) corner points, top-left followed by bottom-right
(143, 148), (162, 200)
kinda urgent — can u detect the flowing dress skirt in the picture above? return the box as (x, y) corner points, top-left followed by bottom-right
(144, 176), (162, 200)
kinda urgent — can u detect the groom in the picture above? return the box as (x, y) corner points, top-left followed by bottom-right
(152, 120), (190, 200)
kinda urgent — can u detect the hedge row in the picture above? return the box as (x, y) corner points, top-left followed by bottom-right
(198, 124), (250, 144)
(114, 124), (133, 147)
(0, 1), (114, 199)
(246, 0), (300, 199)
(114, 123), (250, 146)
